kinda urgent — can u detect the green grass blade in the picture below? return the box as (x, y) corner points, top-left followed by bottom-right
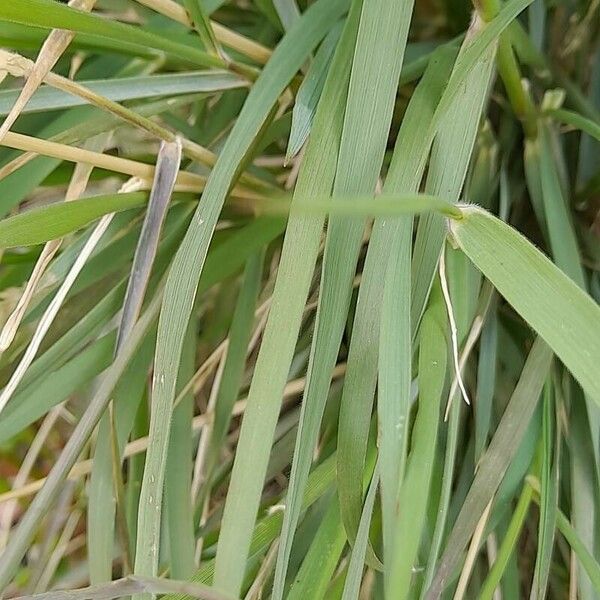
(135, 1), (349, 594)
(450, 205), (600, 404)
(341, 467), (379, 600)
(88, 335), (155, 582)
(474, 301), (498, 459)
(387, 283), (447, 599)
(425, 336), (553, 598)
(286, 21), (342, 161)
(0, 0), (226, 68)
(548, 108), (600, 142)
(181, 0), (222, 57)
(0, 71), (245, 116)
(411, 22), (496, 330)
(286, 494), (347, 600)
(217, 4), (356, 593)
(0, 192), (150, 248)
(529, 379), (558, 600)
(165, 318), (197, 579)
(479, 484), (533, 600)
(279, 0), (418, 590)
(538, 123), (586, 287)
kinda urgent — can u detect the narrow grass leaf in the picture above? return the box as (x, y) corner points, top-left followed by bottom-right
(548, 108), (600, 142)
(217, 4), (356, 592)
(387, 283), (447, 599)
(0, 192), (152, 248)
(529, 380), (559, 600)
(165, 318), (197, 579)
(479, 484), (534, 600)
(135, 1), (349, 595)
(286, 494), (347, 600)
(286, 21), (342, 160)
(181, 0), (222, 57)
(341, 467), (379, 600)
(0, 0), (226, 68)
(425, 336), (553, 598)
(0, 71), (246, 116)
(411, 20), (496, 330)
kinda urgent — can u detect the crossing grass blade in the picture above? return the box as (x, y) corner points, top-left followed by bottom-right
(216, 4), (356, 595)
(134, 1), (350, 595)
(276, 0), (417, 592)
(0, 192), (179, 248)
(425, 336), (553, 598)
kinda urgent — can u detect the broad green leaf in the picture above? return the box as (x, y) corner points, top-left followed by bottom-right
(450, 205), (600, 404)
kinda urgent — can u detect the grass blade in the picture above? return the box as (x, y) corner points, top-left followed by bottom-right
(0, 71), (246, 116)
(449, 205), (600, 404)
(425, 336), (553, 598)
(278, 0), (417, 590)
(386, 282), (448, 598)
(0, 0), (227, 69)
(215, 3), (355, 593)
(134, 1), (350, 595)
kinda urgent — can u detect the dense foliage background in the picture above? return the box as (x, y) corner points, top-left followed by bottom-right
(0, 0), (599, 598)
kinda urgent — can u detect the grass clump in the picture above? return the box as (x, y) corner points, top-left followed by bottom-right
(0, 0), (599, 598)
